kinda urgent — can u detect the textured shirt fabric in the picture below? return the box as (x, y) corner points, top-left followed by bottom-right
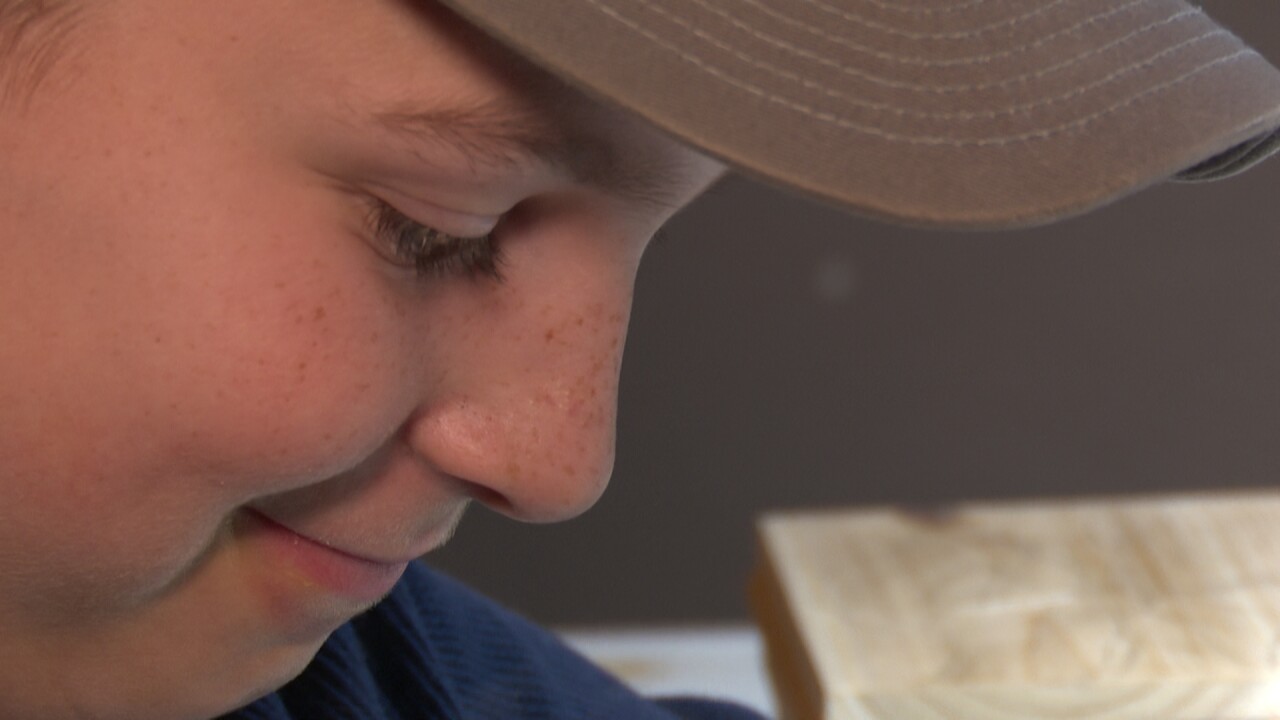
(221, 563), (768, 720)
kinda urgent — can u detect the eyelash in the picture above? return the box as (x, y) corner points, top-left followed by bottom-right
(366, 199), (502, 281)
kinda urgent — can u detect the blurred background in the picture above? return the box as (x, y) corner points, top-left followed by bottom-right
(429, 1), (1280, 626)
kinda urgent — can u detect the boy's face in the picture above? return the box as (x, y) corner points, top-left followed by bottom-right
(0, 0), (722, 717)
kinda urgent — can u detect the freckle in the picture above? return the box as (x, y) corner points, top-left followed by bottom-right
(153, 334), (163, 344)
(295, 314), (305, 324)
(274, 281), (286, 290)
(322, 432), (333, 441)
(313, 306), (327, 321)
(575, 317), (585, 327)
(545, 329), (556, 342)
(297, 361), (307, 371)
(562, 464), (576, 475)
(506, 462), (521, 477)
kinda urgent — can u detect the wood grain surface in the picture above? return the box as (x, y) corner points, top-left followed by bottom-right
(752, 492), (1280, 720)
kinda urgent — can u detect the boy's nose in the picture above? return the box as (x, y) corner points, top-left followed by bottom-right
(402, 217), (643, 523)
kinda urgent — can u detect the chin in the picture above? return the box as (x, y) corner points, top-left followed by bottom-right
(190, 636), (330, 720)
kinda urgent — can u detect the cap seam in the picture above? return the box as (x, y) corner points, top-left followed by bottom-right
(587, 0), (1264, 147)
(643, 7), (1204, 96)
(688, 0), (1154, 67)
(639, 2), (1229, 122)
(849, 0), (994, 15)
(747, 0), (1079, 41)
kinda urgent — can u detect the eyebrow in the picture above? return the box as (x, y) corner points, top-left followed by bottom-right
(373, 99), (693, 211)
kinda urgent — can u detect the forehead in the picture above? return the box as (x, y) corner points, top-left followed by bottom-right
(24, 0), (719, 217)
(76, 0), (603, 127)
(245, 0), (711, 203)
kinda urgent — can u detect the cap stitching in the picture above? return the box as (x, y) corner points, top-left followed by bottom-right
(587, 0), (1255, 146)
(686, 25), (1227, 120)
(678, 0), (1153, 67)
(745, 0), (1080, 41)
(646, 0), (1206, 98)
(822, 0), (994, 17)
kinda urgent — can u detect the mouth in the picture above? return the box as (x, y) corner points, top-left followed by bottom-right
(242, 509), (409, 604)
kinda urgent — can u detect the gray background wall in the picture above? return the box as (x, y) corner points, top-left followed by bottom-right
(429, 2), (1280, 626)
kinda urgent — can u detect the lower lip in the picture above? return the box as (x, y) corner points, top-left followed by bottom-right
(245, 510), (407, 603)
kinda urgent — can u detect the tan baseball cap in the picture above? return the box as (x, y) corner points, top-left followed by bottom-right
(435, 0), (1280, 229)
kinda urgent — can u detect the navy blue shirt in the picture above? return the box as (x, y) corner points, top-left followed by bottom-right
(222, 563), (768, 719)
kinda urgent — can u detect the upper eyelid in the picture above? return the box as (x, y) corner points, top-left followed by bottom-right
(371, 200), (486, 244)
(366, 185), (502, 238)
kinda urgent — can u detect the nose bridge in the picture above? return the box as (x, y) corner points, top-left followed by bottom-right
(407, 276), (635, 524)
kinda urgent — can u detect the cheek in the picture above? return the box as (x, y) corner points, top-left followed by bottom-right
(9, 179), (419, 517)
(129, 216), (420, 493)
(0, 202), (417, 591)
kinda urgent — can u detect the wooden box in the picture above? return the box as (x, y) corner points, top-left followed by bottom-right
(752, 493), (1280, 719)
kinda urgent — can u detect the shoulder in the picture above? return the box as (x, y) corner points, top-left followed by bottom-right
(225, 563), (768, 719)
(358, 563), (768, 719)
(346, 562), (691, 719)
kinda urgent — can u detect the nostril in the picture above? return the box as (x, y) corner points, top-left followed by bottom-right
(459, 479), (514, 515)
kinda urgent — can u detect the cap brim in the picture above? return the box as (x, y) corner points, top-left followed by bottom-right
(437, 0), (1280, 229)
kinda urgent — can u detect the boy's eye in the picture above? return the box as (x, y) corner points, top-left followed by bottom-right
(365, 199), (503, 282)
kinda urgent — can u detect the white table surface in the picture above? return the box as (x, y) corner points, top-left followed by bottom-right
(558, 625), (777, 718)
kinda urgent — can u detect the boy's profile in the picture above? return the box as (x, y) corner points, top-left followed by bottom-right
(0, 0), (1277, 718)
